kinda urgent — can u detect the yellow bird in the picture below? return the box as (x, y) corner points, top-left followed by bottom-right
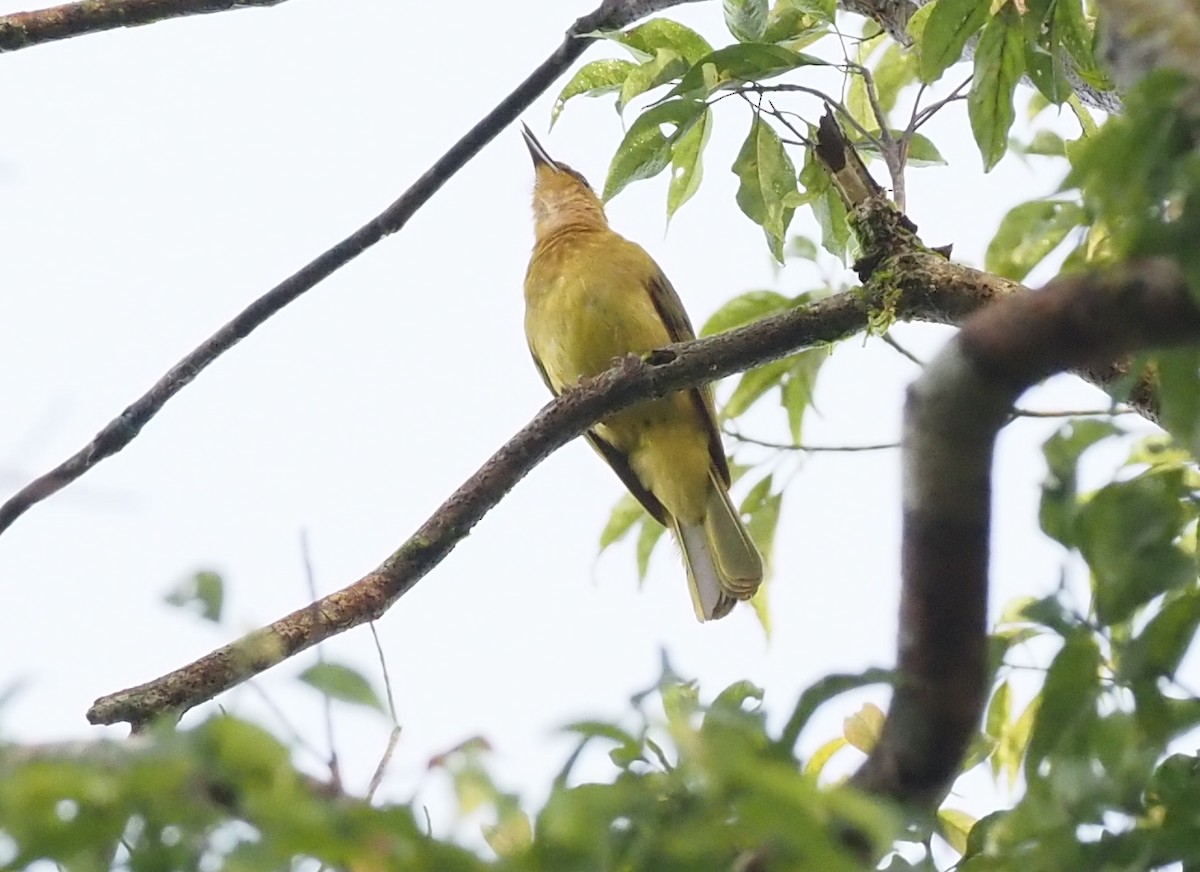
(520, 123), (763, 621)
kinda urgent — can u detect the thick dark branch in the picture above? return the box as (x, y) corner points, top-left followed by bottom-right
(851, 257), (1200, 813)
(0, 0), (705, 540)
(0, 0), (285, 51)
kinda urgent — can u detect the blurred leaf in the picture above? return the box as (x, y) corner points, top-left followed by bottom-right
(724, 356), (793, 419)
(938, 808), (976, 855)
(604, 99), (707, 200)
(763, 0), (829, 46)
(599, 493), (647, 550)
(298, 662), (387, 714)
(667, 105), (712, 219)
(164, 570), (224, 623)
(853, 131), (948, 167)
(732, 115), (798, 261)
(1025, 632), (1100, 774)
(1156, 348), (1200, 455)
(1038, 419), (1122, 547)
(779, 668), (893, 751)
(602, 18), (713, 64)
(482, 807), (532, 857)
(788, 235), (819, 260)
(872, 42), (920, 113)
(804, 735), (848, 778)
(813, 185), (852, 260)
(1118, 590), (1200, 683)
(666, 43), (825, 101)
(918, 0), (988, 83)
(1076, 468), (1194, 626)
(968, 6), (1025, 171)
(1020, 129), (1067, 158)
(636, 516), (668, 580)
(701, 289), (792, 336)
(724, 0), (769, 42)
(551, 59), (635, 125)
(782, 349), (826, 442)
(617, 49), (689, 112)
(985, 199), (1085, 280)
(741, 475), (782, 576)
(843, 702), (885, 753)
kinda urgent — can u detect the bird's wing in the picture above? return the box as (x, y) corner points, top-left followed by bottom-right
(528, 344), (670, 526)
(645, 269), (733, 488)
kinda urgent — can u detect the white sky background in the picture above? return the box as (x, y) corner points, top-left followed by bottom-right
(0, 0), (1163, 844)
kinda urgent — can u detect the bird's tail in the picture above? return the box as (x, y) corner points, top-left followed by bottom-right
(675, 474), (764, 621)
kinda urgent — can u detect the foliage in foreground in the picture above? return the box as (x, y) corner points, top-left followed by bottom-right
(7, 419), (1200, 872)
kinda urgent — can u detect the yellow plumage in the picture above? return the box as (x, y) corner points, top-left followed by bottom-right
(520, 123), (763, 621)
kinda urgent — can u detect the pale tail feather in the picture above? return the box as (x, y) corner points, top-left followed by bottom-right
(675, 520), (736, 621)
(703, 475), (764, 600)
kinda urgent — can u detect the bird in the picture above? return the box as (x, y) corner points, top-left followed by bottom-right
(519, 122), (763, 621)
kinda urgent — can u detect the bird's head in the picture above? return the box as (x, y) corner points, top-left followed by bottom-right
(521, 123), (607, 237)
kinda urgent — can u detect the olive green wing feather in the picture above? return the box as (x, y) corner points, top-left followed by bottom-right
(527, 345), (669, 526)
(644, 268), (733, 488)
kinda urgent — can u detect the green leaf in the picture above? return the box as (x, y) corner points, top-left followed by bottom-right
(871, 42), (920, 113)
(1021, 129), (1067, 157)
(741, 474), (782, 575)
(1024, 40), (1071, 105)
(853, 130), (948, 167)
(1039, 419), (1121, 546)
(701, 289), (792, 336)
(667, 105), (712, 219)
(1025, 632), (1100, 774)
(843, 702), (885, 752)
(804, 736), (848, 778)
(1156, 348), (1200, 455)
(1076, 468), (1194, 626)
(762, 0), (829, 46)
(1052, 0), (1097, 76)
(724, 357), (793, 419)
(297, 662), (387, 714)
(164, 570), (225, 623)
(1119, 591), (1200, 683)
(918, 0), (989, 83)
(724, 0), (769, 42)
(779, 668), (894, 750)
(551, 59), (636, 125)
(732, 116), (798, 261)
(968, 6), (1025, 171)
(482, 808), (532, 857)
(599, 493), (647, 549)
(618, 49), (689, 112)
(985, 199), (1085, 280)
(604, 99), (706, 200)
(813, 185), (852, 261)
(937, 808), (976, 855)
(603, 18), (713, 64)
(666, 43), (825, 101)
(636, 517), (667, 580)
(782, 349), (825, 442)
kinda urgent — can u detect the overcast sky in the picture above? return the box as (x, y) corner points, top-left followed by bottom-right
(0, 0), (1151, 843)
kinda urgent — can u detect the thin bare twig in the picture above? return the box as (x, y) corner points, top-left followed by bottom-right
(0, 0), (698, 540)
(725, 427), (899, 453)
(880, 331), (924, 366)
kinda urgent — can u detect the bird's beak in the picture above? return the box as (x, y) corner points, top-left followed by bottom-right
(521, 122), (558, 170)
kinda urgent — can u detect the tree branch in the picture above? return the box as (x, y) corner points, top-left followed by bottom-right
(851, 257), (1200, 813)
(0, 0), (704, 540)
(0, 0), (286, 52)
(87, 245), (1154, 727)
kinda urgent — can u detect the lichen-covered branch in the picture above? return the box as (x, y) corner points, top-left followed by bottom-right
(0, 0), (286, 52)
(852, 257), (1200, 813)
